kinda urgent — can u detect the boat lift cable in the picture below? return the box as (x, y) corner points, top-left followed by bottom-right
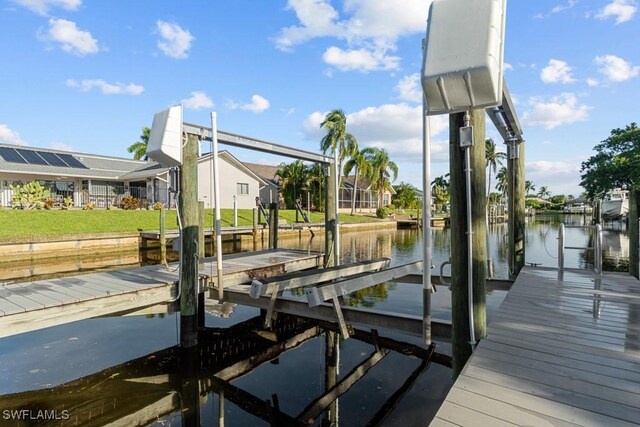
(463, 111), (477, 350)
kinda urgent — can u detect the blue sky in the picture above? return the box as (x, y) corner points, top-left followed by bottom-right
(0, 0), (638, 197)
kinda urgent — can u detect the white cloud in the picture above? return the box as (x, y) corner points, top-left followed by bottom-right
(595, 0), (637, 24)
(275, 0), (430, 72)
(180, 91), (213, 110)
(303, 103), (448, 162)
(522, 93), (591, 129)
(395, 73), (422, 102)
(0, 124), (28, 146)
(586, 78), (599, 86)
(49, 142), (74, 151)
(594, 55), (639, 82)
(526, 160), (582, 195)
(322, 46), (399, 72)
(540, 59), (576, 84)
(156, 21), (194, 59)
(66, 79), (144, 95)
(504, 63), (514, 71)
(228, 95), (270, 113)
(551, 0), (577, 14)
(11, 0), (80, 15)
(39, 18), (99, 56)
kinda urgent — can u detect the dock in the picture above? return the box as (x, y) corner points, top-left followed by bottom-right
(0, 249), (322, 338)
(432, 266), (640, 426)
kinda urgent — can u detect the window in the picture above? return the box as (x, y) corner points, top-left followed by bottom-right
(237, 183), (249, 195)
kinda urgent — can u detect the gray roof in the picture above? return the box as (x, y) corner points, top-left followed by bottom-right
(242, 162), (280, 186)
(0, 143), (165, 181)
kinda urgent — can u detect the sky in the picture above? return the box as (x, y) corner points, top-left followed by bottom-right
(0, 0), (638, 197)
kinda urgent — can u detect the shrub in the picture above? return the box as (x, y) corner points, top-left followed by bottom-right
(376, 207), (389, 219)
(83, 202), (96, 210)
(386, 204), (396, 210)
(43, 198), (56, 210)
(153, 202), (164, 210)
(62, 197), (74, 210)
(10, 181), (51, 210)
(119, 195), (140, 210)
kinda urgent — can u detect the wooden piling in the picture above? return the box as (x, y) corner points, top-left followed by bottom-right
(179, 133), (200, 347)
(508, 141), (526, 277)
(159, 207), (167, 265)
(324, 164), (338, 267)
(268, 203), (278, 250)
(449, 110), (487, 378)
(630, 190), (639, 279)
(593, 200), (602, 225)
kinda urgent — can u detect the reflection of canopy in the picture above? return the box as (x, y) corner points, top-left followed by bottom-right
(0, 315), (449, 426)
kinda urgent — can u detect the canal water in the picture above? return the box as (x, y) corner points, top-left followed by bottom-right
(0, 214), (629, 426)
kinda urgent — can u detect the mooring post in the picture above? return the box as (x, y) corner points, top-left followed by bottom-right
(159, 206), (167, 265)
(629, 190), (639, 279)
(179, 133), (200, 347)
(508, 140), (526, 278)
(268, 202), (278, 250)
(325, 163), (338, 267)
(593, 200), (602, 225)
(449, 110), (487, 378)
(198, 201), (205, 329)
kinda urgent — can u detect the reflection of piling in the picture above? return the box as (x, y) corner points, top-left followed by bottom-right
(324, 331), (339, 425)
(159, 207), (167, 265)
(449, 110), (487, 379)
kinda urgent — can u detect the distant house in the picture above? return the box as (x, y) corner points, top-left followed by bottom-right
(242, 162), (281, 205)
(340, 176), (396, 211)
(0, 144), (267, 209)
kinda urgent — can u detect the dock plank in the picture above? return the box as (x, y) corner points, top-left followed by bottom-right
(432, 267), (640, 427)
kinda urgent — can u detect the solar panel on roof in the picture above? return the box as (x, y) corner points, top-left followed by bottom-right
(16, 149), (49, 166)
(56, 153), (88, 169)
(38, 151), (68, 167)
(0, 147), (28, 164)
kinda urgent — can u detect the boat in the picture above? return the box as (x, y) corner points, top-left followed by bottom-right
(601, 190), (629, 219)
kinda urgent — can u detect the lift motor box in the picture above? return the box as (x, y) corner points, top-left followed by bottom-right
(147, 104), (183, 167)
(422, 0), (507, 116)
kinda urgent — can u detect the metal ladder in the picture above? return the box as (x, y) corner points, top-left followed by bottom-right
(557, 223), (603, 281)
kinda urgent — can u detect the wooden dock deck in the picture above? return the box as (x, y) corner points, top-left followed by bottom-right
(0, 249), (322, 338)
(432, 266), (640, 426)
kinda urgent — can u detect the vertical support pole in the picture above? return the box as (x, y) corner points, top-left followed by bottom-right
(160, 206), (167, 265)
(449, 110), (487, 378)
(325, 163), (338, 267)
(252, 207), (258, 245)
(629, 190), (639, 279)
(593, 200), (602, 225)
(268, 202), (278, 250)
(233, 195), (238, 227)
(179, 133), (199, 348)
(558, 223), (565, 281)
(508, 141), (526, 278)
(198, 201), (205, 329)
(422, 94), (433, 346)
(211, 112), (224, 300)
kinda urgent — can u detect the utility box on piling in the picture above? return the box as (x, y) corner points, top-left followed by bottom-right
(422, 0), (507, 115)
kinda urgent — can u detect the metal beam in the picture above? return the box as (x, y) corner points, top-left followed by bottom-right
(183, 123), (333, 164)
(485, 80), (523, 143)
(306, 262), (423, 307)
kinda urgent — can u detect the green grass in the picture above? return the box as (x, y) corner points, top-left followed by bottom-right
(0, 208), (381, 238)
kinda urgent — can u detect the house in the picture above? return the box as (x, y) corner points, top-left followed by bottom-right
(340, 175), (396, 212)
(0, 144), (267, 209)
(242, 162), (281, 205)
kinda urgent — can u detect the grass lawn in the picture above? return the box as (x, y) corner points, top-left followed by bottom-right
(0, 208), (381, 238)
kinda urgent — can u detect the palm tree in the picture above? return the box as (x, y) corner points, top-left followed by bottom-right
(485, 139), (506, 197)
(127, 127), (150, 160)
(320, 109), (358, 186)
(343, 149), (372, 215)
(275, 160), (308, 208)
(537, 186), (551, 200)
(525, 180), (536, 196)
(362, 147), (398, 208)
(431, 174), (450, 213)
(306, 163), (325, 212)
(495, 166), (508, 201)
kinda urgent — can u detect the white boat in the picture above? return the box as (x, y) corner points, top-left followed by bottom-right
(601, 190), (629, 219)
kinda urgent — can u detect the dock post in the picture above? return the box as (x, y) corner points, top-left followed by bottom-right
(179, 133), (200, 347)
(160, 207), (167, 265)
(268, 202), (278, 250)
(630, 190), (639, 279)
(508, 140), (526, 278)
(324, 162), (338, 267)
(449, 110), (487, 378)
(593, 200), (602, 225)
(198, 201), (205, 329)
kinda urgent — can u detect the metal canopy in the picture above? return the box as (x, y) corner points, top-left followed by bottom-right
(183, 122), (334, 164)
(485, 80), (523, 143)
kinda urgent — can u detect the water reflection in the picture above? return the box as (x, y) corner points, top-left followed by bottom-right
(0, 314), (450, 426)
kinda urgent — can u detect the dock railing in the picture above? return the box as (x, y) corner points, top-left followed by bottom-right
(557, 223), (603, 281)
